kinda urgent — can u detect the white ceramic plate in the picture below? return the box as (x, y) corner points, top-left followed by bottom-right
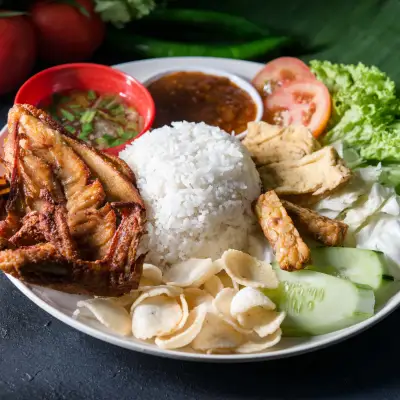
(4, 57), (400, 363)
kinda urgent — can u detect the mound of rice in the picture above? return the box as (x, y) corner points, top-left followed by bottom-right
(120, 121), (261, 265)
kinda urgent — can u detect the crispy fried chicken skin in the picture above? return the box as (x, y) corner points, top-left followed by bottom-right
(255, 190), (311, 271)
(0, 104), (146, 296)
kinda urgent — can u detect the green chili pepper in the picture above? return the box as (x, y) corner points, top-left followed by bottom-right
(143, 9), (268, 40)
(107, 31), (289, 60)
(60, 109), (75, 122)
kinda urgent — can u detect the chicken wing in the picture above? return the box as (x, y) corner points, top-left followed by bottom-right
(254, 190), (311, 271)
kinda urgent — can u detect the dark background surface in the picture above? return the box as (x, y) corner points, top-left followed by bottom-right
(2, 0), (400, 398)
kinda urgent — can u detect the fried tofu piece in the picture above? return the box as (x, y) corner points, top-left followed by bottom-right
(282, 200), (348, 246)
(258, 146), (351, 201)
(255, 191), (310, 271)
(242, 121), (320, 166)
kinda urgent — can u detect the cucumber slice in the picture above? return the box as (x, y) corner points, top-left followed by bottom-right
(309, 247), (389, 291)
(264, 268), (375, 336)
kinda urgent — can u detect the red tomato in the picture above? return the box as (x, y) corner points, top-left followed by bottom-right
(264, 79), (331, 137)
(31, 0), (105, 63)
(0, 13), (37, 95)
(252, 57), (316, 96)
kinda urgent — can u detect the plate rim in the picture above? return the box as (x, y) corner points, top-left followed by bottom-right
(4, 56), (400, 362)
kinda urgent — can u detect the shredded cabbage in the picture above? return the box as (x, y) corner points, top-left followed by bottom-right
(356, 216), (400, 279)
(313, 163), (400, 276)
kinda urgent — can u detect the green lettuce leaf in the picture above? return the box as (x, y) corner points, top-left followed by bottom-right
(310, 60), (400, 163)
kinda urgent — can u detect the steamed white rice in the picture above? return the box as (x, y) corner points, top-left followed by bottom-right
(120, 121), (261, 265)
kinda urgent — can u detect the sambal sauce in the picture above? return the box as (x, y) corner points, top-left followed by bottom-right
(147, 72), (257, 134)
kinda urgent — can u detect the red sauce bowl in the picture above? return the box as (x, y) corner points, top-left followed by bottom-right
(15, 63), (155, 156)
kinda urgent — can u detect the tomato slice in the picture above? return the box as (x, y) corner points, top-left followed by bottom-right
(252, 57), (316, 96)
(263, 79), (331, 137)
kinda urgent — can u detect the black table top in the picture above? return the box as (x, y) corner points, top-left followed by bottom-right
(1, 91), (400, 400)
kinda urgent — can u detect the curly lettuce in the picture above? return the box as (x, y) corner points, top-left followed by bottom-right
(310, 60), (400, 163)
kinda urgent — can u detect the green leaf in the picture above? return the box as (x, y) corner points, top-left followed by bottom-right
(310, 60), (400, 164)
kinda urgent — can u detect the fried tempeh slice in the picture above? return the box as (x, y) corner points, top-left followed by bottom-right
(281, 200), (348, 247)
(255, 190), (311, 271)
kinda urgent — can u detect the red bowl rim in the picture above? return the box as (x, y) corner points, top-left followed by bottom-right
(14, 63), (155, 155)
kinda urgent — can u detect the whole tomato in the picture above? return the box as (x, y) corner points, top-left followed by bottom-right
(0, 12), (37, 95)
(31, 0), (105, 63)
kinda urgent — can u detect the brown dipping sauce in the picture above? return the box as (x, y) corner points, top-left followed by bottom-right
(147, 71), (257, 134)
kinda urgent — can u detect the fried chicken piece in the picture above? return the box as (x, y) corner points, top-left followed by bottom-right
(255, 191), (311, 271)
(258, 146), (351, 202)
(0, 205), (145, 296)
(8, 105), (116, 260)
(71, 203), (116, 260)
(38, 201), (78, 261)
(9, 212), (44, 246)
(102, 153), (136, 183)
(243, 121), (320, 166)
(281, 200), (348, 246)
(0, 105), (146, 296)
